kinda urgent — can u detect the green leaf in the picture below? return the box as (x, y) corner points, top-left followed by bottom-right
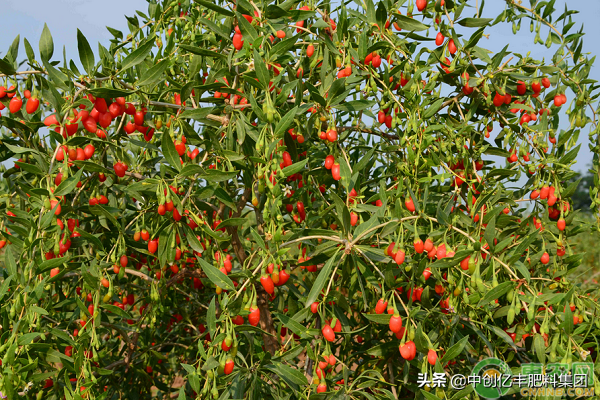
(254, 49), (270, 89)
(559, 144), (580, 165)
(36, 257), (68, 274)
(75, 228), (104, 250)
(561, 178), (581, 198)
(483, 215), (496, 251)
(421, 390), (441, 400)
(250, 228), (266, 251)
(100, 304), (133, 319)
(282, 159), (307, 177)
(267, 362), (308, 386)
(423, 98), (444, 119)
(53, 168), (84, 196)
(436, 199), (450, 227)
(333, 100), (376, 112)
(23, 38), (35, 63)
(179, 108), (215, 120)
(120, 37), (155, 71)
(18, 332), (41, 345)
(6, 35), (19, 63)
(362, 313), (391, 324)
(274, 106), (298, 138)
(77, 29), (95, 75)
(533, 334), (546, 364)
(30, 305), (49, 316)
(0, 58), (16, 76)
(236, 115), (247, 145)
(179, 44), (226, 59)
(5, 249), (17, 277)
(89, 205), (119, 229)
(0, 276), (14, 301)
(137, 59), (169, 87)
(161, 132), (182, 172)
(457, 18), (493, 27)
(216, 218), (246, 228)
(449, 386), (474, 400)
(203, 170), (237, 182)
(327, 78), (347, 106)
(304, 252), (340, 307)
(207, 298), (216, 337)
(178, 164), (205, 177)
(477, 282), (513, 307)
(489, 325), (517, 349)
(87, 87), (135, 99)
(201, 356), (220, 371)
(274, 313), (313, 337)
(193, 0), (234, 16)
(393, 15), (429, 31)
(14, 162), (43, 176)
(198, 258), (235, 290)
(39, 23), (54, 61)
(440, 336), (469, 365)
(42, 60), (69, 90)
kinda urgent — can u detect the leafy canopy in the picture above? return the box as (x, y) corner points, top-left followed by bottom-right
(0, 0), (599, 399)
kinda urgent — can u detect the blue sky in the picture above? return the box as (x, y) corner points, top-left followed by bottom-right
(1, 0), (599, 173)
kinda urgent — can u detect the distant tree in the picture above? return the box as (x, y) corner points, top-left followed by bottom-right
(570, 167), (594, 212)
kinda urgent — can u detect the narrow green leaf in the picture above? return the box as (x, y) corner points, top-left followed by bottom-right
(120, 38), (155, 71)
(216, 218), (246, 229)
(440, 336), (469, 365)
(182, 225), (203, 253)
(533, 334), (546, 364)
(207, 298), (216, 337)
(179, 108), (215, 120)
(282, 159), (307, 177)
(18, 332), (41, 345)
(87, 88), (134, 98)
(274, 106), (298, 138)
(254, 49), (270, 88)
(394, 15), (429, 31)
(0, 58), (16, 76)
(198, 258), (235, 290)
(100, 304), (133, 319)
(421, 390), (441, 400)
(267, 362), (308, 386)
(362, 313), (391, 324)
(53, 168), (84, 196)
(75, 228), (104, 250)
(179, 44), (226, 59)
(88, 205), (119, 228)
(77, 29), (95, 75)
(423, 98), (444, 119)
(250, 228), (266, 251)
(333, 100), (376, 112)
(203, 169), (237, 182)
(483, 216), (496, 251)
(561, 178), (581, 198)
(5, 249), (17, 277)
(457, 18), (493, 27)
(0, 276), (14, 301)
(161, 132), (182, 171)
(304, 252), (340, 307)
(39, 23), (54, 61)
(23, 38), (35, 63)
(137, 59), (169, 87)
(477, 282), (513, 307)
(192, 0), (234, 16)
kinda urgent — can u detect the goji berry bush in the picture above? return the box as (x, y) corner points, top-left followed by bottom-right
(0, 0), (599, 398)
